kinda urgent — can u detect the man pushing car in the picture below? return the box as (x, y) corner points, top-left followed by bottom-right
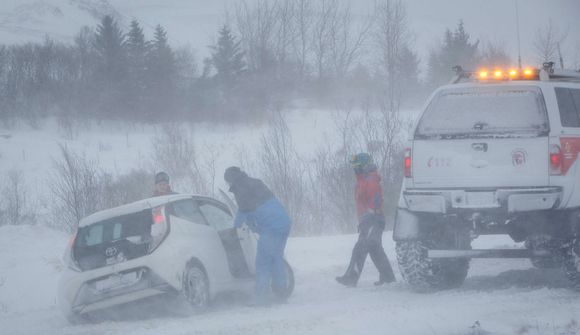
(224, 166), (292, 306)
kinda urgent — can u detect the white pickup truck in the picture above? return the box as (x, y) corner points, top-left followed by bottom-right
(394, 63), (580, 291)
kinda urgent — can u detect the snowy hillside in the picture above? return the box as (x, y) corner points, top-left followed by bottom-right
(0, 224), (579, 335)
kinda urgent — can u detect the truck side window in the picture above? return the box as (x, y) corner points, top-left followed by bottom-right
(556, 87), (580, 127)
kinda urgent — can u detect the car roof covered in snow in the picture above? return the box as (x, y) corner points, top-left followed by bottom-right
(78, 194), (210, 228)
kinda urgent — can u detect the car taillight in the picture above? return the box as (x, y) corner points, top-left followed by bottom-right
(550, 144), (562, 175)
(64, 231), (82, 272)
(404, 148), (412, 178)
(149, 206), (170, 253)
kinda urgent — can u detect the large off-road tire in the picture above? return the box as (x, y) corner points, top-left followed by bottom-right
(562, 239), (580, 290)
(526, 235), (563, 269)
(396, 239), (470, 291)
(273, 260), (294, 299)
(183, 262), (210, 313)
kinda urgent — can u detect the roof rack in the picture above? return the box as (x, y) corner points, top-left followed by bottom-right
(450, 63), (580, 84)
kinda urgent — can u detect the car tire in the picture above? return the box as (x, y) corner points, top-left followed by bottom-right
(182, 262), (210, 313)
(562, 239), (580, 290)
(273, 259), (294, 299)
(396, 239), (470, 292)
(65, 312), (90, 325)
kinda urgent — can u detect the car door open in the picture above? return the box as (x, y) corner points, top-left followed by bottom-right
(198, 199), (256, 278)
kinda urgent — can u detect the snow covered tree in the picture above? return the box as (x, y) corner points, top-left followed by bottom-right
(427, 20), (479, 88)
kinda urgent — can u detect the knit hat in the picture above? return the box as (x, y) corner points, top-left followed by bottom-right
(155, 171), (170, 184)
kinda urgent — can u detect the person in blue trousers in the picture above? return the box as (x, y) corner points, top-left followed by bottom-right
(224, 166), (292, 306)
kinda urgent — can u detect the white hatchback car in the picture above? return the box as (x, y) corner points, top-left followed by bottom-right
(58, 193), (294, 323)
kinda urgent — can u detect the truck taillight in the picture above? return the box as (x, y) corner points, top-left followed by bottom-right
(550, 144), (562, 175)
(404, 148), (412, 178)
(149, 206), (170, 253)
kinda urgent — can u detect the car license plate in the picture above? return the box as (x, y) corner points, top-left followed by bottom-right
(466, 192), (495, 206)
(95, 271), (139, 292)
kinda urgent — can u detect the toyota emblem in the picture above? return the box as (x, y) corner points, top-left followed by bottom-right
(105, 247), (118, 257)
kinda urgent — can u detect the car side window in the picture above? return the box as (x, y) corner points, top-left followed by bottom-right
(169, 199), (207, 225)
(556, 87), (580, 127)
(197, 201), (233, 231)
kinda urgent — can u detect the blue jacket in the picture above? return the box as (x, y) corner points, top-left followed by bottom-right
(227, 172), (291, 236)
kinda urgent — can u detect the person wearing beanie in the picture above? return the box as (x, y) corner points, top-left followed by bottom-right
(335, 153), (396, 287)
(152, 171), (177, 196)
(224, 166), (292, 306)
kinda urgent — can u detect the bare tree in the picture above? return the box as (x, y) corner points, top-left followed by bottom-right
(1, 170), (36, 225)
(201, 143), (221, 197)
(151, 123), (208, 194)
(235, 0), (279, 73)
(50, 144), (103, 232)
(258, 111), (307, 233)
(533, 20), (568, 66)
(100, 169), (151, 209)
(327, 1), (373, 80)
(374, 0), (413, 112)
(292, 0), (313, 78)
(311, 0), (336, 80)
(480, 39), (512, 67)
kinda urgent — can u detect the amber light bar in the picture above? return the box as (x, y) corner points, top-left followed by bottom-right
(476, 67), (538, 81)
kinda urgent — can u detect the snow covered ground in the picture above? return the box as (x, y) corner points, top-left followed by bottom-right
(0, 225), (579, 335)
(1, 112), (579, 334)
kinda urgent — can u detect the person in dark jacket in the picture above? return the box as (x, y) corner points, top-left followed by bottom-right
(224, 166), (292, 305)
(336, 153), (396, 287)
(152, 171), (177, 196)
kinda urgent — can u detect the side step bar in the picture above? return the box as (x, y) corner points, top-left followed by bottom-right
(428, 249), (551, 259)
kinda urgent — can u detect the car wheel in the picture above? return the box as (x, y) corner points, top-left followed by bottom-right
(183, 263), (210, 313)
(65, 312), (90, 325)
(273, 260), (294, 299)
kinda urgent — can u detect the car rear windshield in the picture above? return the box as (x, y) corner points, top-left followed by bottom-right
(415, 86), (549, 139)
(75, 210), (153, 248)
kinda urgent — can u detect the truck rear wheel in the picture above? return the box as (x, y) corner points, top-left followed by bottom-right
(396, 238), (470, 291)
(562, 239), (580, 290)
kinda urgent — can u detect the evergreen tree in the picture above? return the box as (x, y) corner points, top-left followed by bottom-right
(427, 20), (479, 88)
(125, 19), (149, 119)
(145, 25), (177, 120)
(93, 15), (127, 117)
(94, 15), (126, 82)
(210, 25), (245, 84)
(396, 46), (422, 104)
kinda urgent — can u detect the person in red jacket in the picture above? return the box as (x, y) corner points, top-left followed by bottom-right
(336, 153), (396, 287)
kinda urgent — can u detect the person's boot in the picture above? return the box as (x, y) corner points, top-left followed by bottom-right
(374, 273), (396, 286)
(335, 274), (357, 287)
